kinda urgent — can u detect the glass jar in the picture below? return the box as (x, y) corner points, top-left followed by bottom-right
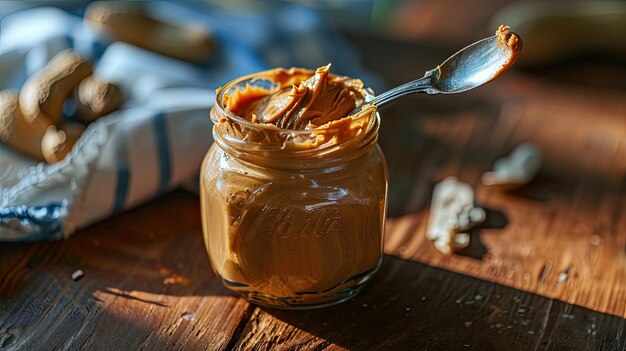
(200, 72), (388, 309)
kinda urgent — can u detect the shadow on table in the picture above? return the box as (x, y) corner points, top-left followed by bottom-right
(262, 254), (626, 350)
(458, 206), (509, 260)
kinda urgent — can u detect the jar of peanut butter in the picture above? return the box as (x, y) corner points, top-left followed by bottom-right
(200, 66), (388, 309)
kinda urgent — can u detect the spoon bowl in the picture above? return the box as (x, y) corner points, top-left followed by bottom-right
(433, 35), (519, 93)
(357, 25), (522, 111)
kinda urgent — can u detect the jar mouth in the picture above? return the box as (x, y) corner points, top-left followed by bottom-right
(211, 68), (380, 166)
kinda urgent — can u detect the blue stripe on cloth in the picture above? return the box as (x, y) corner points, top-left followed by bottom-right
(113, 129), (130, 212)
(153, 112), (171, 193)
(113, 165), (129, 212)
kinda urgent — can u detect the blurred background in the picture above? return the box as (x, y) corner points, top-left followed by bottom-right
(3, 0), (626, 86)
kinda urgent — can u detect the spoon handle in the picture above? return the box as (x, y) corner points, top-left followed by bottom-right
(369, 69), (439, 108)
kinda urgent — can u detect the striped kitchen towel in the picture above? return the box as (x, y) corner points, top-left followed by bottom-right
(0, 1), (382, 241)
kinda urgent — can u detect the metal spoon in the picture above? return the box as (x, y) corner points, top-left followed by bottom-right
(356, 26), (522, 111)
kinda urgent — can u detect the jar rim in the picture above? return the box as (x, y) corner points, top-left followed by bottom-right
(213, 68), (375, 133)
(211, 68), (380, 168)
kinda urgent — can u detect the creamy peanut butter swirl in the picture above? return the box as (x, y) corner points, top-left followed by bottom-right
(227, 64), (370, 130)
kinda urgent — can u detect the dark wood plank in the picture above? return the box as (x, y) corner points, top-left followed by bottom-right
(0, 192), (253, 351)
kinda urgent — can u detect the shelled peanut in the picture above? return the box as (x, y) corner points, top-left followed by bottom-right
(75, 76), (124, 123)
(1, 91), (83, 163)
(19, 50), (93, 127)
(41, 123), (85, 163)
(0, 50), (124, 164)
(0, 91), (48, 161)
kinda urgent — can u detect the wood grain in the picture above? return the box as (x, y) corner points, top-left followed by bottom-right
(0, 193), (253, 351)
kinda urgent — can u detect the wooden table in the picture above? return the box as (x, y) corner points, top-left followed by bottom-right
(2, 19), (626, 351)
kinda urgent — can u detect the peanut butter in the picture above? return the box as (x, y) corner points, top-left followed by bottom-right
(494, 25), (522, 78)
(201, 66), (387, 308)
(234, 64), (365, 129)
